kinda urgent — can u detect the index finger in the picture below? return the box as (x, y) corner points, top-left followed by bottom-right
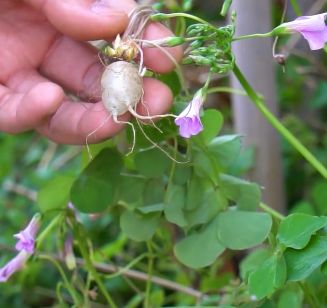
(23, 0), (129, 40)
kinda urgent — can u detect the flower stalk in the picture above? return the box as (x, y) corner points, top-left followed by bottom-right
(233, 63), (327, 180)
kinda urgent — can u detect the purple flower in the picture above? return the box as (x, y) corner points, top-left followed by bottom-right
(14, 214), (40, 254)
(0, 251), (29, 282)
(175, 90), (204, 138)
(277, 13), (327, 50)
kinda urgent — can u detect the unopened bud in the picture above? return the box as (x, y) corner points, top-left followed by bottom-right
(189, 55), (212, 66)
(64, 235), (76, 270)
(165, 37), (186, 47)
(190, 40), (203, 49)
(142, 37), (185, 48)
(220, 0), (233, 17)
(274, 53), (286, 66)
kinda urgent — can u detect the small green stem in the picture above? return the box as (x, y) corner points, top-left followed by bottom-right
(290, 0), (302, 16)
(106, 253), (149, 279)
(78, 236), (117, 308)
(233, 64), (327, 180)
(259, 203), (284, 220)
(144, 242), (154, 308)
(151, 12), (215, 29)
(37, 214), (62, 249)
(207, 86), (247, 96)
(39, 255), (82, 305)
(233, 31), (274, 41)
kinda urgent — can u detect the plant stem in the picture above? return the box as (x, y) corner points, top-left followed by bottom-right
(207, 86), (247, 96)
(290, 0), (302, 16)
(144, 241), (154, 308)
(76, 229), (117, 308)
(151, 13), (215, 29)
(233, 31), (274, 41)
(233, 64), (327, 180)
(259, 203), (284, 220)
(106, 253), (149, 279)
(37, 214), (62, 249)
(39, 255), (82, 305)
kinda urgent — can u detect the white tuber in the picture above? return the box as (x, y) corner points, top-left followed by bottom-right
(101, 61), (143, 118)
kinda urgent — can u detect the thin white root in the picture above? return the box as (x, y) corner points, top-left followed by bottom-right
(86, 115), (111, 160)
(138, 89), (163, 133)
(97, 52), (109, 68)
(136, 118), (185, 164)
(113, 115), (136, 156)
(134, 38), (189, 95)
(135, 44), (145, 75)
(128, 106), (177, 120)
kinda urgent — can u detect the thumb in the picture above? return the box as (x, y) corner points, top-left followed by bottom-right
(23, 0), (129, 40)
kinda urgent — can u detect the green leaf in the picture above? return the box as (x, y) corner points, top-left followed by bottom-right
(134, 148), (171, 178)
(321, 259), (327, 275)
(148, 290), (165, 308)
(174, 217), (225, 268)
(172, 164), (192, 185)
(137, 203), (164, 214)
(193, 150), (218, 182)
(164, 185), (188, 227)
(290, 200), (315, 215)
(219, 174), (261, 211)
(120, 210), (161, 241)
(185, 176), (205, 211)
(217, 210), (272, 250)
(240, 248), (272, 281)
(118, 176), (145, 205)
(208, 135), (242, 168)
(158, 71), (181, 97)
(277, 286), (303, 308)
(277, 213), (327, 249)
(275, 255), (287, 288)
(248, 254), (286, 300)
(37, 175), (75, 212)
(194, 109), (223, 144)
(285, 236), (327, 281)
(81, 140), (113, 168)
(185, 188), (227, 227)
(143, 179), (165, 206)
(70, 148), (122, 213)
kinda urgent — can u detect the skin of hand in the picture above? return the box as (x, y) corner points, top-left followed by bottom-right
(0, 0), (182, 144)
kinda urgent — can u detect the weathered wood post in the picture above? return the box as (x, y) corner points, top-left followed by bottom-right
(231, 0), (286, 212)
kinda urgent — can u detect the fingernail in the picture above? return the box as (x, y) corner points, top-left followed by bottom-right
(91, 0), (124, 16)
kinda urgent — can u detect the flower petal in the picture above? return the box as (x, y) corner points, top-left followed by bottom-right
(14, 214), (40, 253)
(0, 251), (30, 283)
(175, 90), (204, 138)
(300, 28), (327, 50)
(288, 14), (327, 32)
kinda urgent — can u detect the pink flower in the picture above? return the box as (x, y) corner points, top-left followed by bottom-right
(277, 13), (327, 50)
(0, 251), (30, 282)
(14, 214), (40, 254)
(175, 90), (204, 138)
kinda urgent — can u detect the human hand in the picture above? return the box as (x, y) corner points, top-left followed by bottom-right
(0, 0), (182, 144)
